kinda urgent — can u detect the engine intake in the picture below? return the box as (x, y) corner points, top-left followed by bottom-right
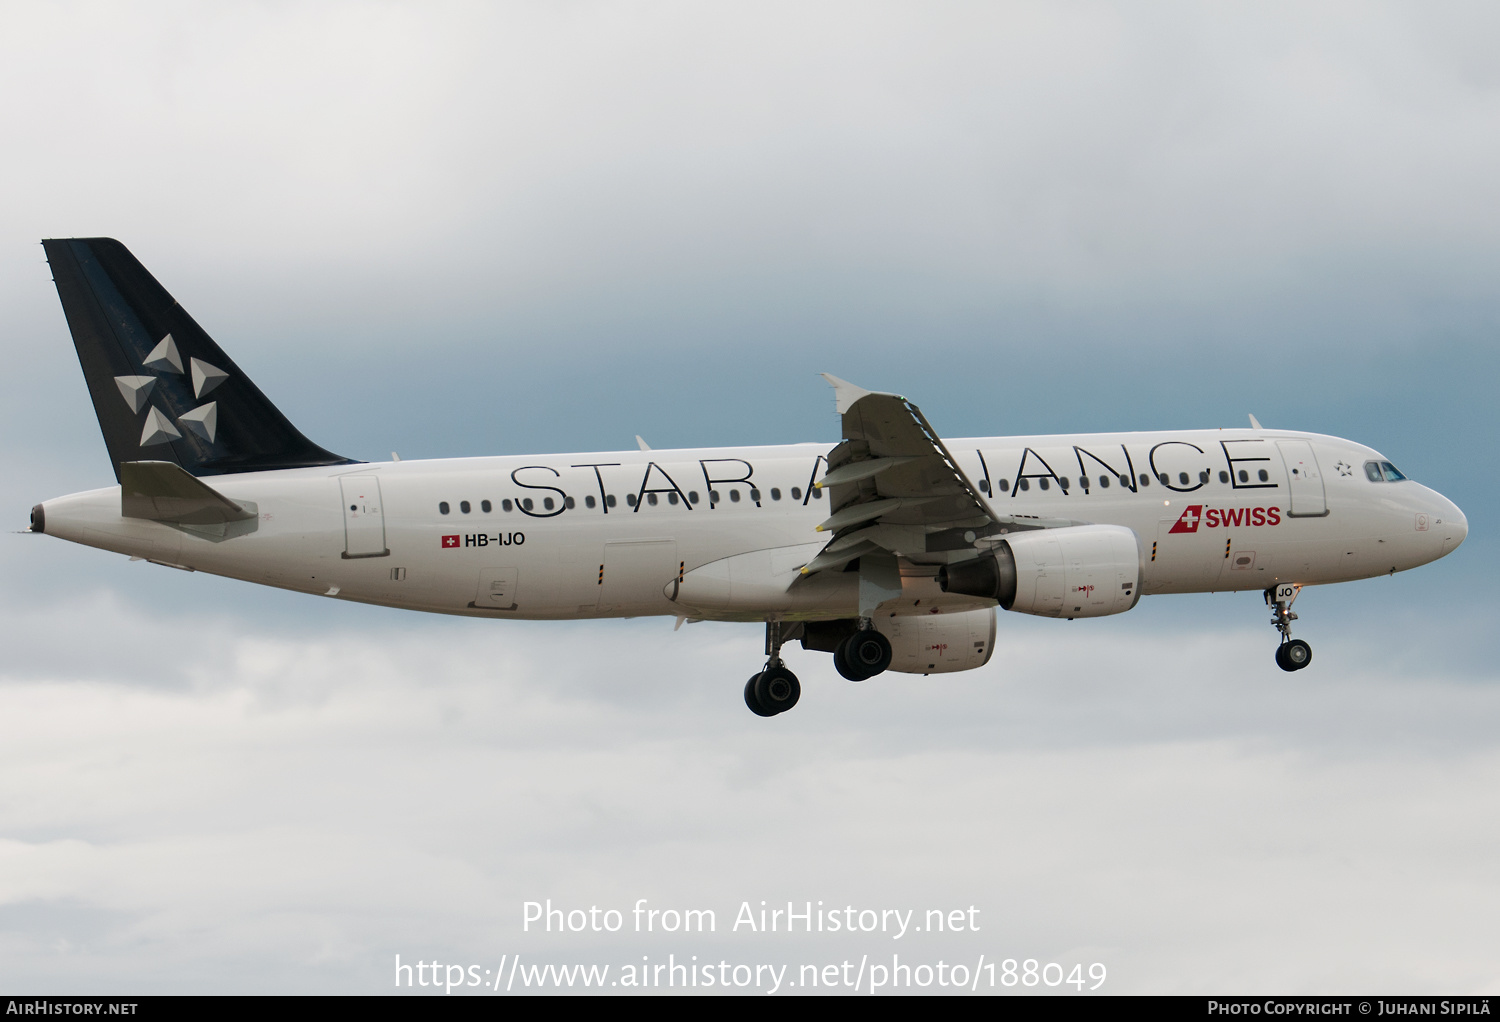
(938, 544), (1017, 607)
(938, 524), (1142, 619)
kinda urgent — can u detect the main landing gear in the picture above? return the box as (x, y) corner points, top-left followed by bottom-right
(745, 623), (802, 717)
(741, 620), (896, 716)
(833, 621), (892, 682)
(1266, 583), (1312, 672)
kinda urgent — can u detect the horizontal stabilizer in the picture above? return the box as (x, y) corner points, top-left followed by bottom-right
(120, 460), (256, 525)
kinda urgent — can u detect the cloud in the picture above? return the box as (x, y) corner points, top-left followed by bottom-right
(0, 593), (1497, 992)
(6, 2), (1500, 328)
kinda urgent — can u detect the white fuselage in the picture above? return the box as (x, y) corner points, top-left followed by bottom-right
(38, 428), (1467, 623)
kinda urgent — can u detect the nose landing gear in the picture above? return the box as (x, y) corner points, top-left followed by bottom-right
(1266, 583), (1312, 672)
(1275, 639), (1312, 671)
(744, 622), (802, 716)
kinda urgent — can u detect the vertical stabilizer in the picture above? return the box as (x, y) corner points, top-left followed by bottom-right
(42, 238), (356, 479)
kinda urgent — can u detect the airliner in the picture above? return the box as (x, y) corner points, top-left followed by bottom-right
(28, 239), (1468, 716)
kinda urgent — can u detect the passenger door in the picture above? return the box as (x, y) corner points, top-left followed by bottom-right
(339, 476), (389, 558)
(1277, 441), (1327, 517)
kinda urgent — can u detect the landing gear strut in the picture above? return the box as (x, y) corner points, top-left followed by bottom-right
(833, 621), (892, 682)
(745, 622), (802, 716)
(1266, 583), (1312, 672)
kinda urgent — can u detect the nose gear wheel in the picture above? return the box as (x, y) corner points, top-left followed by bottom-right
(1275, 639), (1312, 672)
(1266, 585), (1312, 672)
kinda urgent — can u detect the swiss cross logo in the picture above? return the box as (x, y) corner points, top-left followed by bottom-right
(441, 535), (460, 548)
(1169, 504), (1204, 534)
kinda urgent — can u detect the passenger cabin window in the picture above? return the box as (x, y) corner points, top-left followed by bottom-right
(791, 487), (802, 500)
(585, 495), (597, 508)
(771, 488), (782, 500)
(502, 499), (513, 512)
(439, 502), (450, 515)
(1220, 471), (1230, 483)
(481, 500), (492, 513)
(460, 501), (471, 514)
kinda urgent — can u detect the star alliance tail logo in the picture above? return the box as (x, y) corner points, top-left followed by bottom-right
(112, 333), (231, 446)
(1169, 504), (1204, 534)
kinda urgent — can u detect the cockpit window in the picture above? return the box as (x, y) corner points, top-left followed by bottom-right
(1365, 460), (1409, 482)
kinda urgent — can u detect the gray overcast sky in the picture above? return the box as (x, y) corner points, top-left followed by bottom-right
(1, 1), (1497, 994)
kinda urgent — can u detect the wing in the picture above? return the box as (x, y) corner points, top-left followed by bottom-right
(800, 375), (1083, 575)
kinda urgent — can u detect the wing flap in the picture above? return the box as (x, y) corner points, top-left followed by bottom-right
(801, 539), (881, 575)
(801, 375), (1087, 576)
(815, 455), (920, 489)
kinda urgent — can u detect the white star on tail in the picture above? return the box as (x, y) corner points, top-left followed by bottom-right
(139, 407), (181, 446)
(143, 334), (183, 373)
(190, 357), (229, 398)
(114, 375), (156, 413)
(179, 402), (218, 442)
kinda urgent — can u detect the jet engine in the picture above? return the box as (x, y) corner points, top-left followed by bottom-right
(879, 607), (997, 674)
(937, 524), (1142, 619)
(801, 607), (997, 675)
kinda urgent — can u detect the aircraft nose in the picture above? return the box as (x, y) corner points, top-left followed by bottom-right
(1447, 502), (1468, 548)
(1431, 491), (1467, 554)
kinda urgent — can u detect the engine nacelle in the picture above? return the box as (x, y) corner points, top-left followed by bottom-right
(802, 608), (997, 674)
(879, 607), (997, 674)
(937, 524), (1142, 619)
